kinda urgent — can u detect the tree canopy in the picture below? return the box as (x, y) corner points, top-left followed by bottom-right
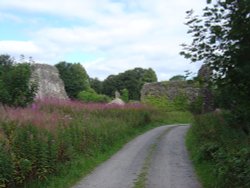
(181, 0), (250, 130)
(102, 67), (157, 100)
(169, 75), (186, 81)
(55, 62), (90, 99)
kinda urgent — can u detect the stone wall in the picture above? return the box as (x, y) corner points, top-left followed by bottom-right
(141, 81), (200, 103)
(31, 64), (68, 99)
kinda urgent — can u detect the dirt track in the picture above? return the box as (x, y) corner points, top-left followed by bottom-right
(73, 125), (201, 188)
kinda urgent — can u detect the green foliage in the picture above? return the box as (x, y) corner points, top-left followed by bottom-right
(181, 0), (250, 130)
(0, 54), (37, 107)
(55, 62), (90, 99)
(172, 93), (189, 111)
(189, 96), (203, 114)
(120, 88), (129, 102)
(184, 0), (250, 184)
(89, 77), (103, 94)
(143, 94), (189, 111)
(0, 143), (14, 187)
(169, 75), (186, 81)
(187, 113), (250, 187)
(141, 68), (157, 83)
(143, 96), (172, 110)
(102, 67), (157, 100)
(77, 89), (110, 103)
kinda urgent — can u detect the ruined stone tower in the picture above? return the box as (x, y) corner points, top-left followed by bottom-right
(31, 64), (68, 99)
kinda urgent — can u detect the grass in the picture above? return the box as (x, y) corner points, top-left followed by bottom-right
(24, 123), (158, 188)
(185, 127), (216, 188)
(133, 144), (155, 188)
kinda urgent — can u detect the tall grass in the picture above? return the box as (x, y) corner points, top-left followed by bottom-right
(0, 98), (192, 187)
(186, 112), (250, 188)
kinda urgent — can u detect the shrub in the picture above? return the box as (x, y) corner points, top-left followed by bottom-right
(189, 96), (203, 114)
(0, 143), (14, 187)
(142, 95), (189, 111)
(77, 89), (110, 103)
(121, 88), (129, 103)
(172, 93), (189, 111)
(187, 112), (250, 187)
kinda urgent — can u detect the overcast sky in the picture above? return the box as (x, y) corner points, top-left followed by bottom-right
(0, 0), (207, 81)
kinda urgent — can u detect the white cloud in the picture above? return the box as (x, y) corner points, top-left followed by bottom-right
(0, 0), (207, 80)
(0, 41), (41, 55)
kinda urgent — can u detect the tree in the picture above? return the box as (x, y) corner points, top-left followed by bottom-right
(55, 62), (90, 99)
(102, 75), (119, 97)
(102, 68), (158, 100)
(181, 0), (250, 131)
(169, 75), (186, 81)
(89, 77), (103, 94)
(119, 69), (141, 100)
(142, 68), (157, 83)
(0, 54), (37, 107)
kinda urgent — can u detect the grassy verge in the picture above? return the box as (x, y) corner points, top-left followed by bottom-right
(186, 112), (250, 188)
(186, 126), (216, 188)
(0, 99), (192, 188)
(24, 123), (157, 188)
(25, 114), (190, 188)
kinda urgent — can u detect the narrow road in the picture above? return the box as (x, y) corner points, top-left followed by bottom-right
(73, 125), (201, 188)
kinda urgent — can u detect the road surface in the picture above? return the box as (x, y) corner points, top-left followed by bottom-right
(73, 125), (201, 188)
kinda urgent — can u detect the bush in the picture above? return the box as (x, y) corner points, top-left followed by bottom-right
(189, 96), (203, 114)
(0, 143), (14, 187)
(187, 112), (250, 187)
(77, 89), (110, 103)
(142, 95), (189, 111)
(121, 88), (129, 103)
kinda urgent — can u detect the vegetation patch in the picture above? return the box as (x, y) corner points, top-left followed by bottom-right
(0, 55), (37, 107)
(186, 112), (250, 188)
(0, 98), (192, 188)
(77, 88), (110, 103)
(142, 94), (189, 111)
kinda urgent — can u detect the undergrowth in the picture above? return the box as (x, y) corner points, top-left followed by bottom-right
(186, 112), (250, 188)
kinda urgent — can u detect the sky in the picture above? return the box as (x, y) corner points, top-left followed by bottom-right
(0, 0), (207, 81)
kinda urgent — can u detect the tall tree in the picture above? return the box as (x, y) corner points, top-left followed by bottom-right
(55, 62), (90, 99)
(181, 0), (250, 130)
